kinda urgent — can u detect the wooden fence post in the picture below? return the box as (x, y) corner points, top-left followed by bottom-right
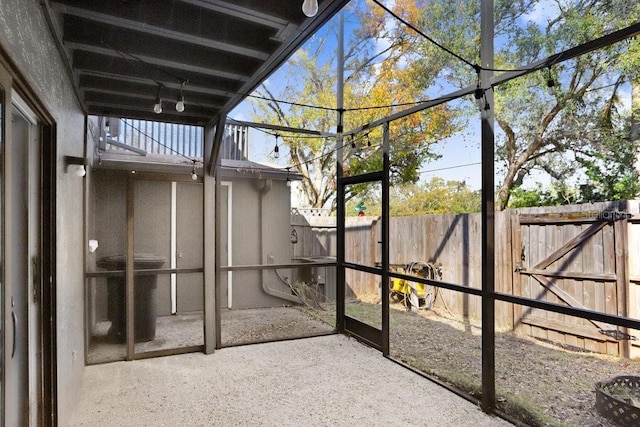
(614, 211), (631, 358)
(510, 210), (522, 334)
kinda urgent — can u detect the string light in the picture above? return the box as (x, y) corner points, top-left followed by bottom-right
(474, 88), (490, 114)
(191, 160), (198, 181)
(153, 84), (163, 114)
(302, 0), (318, 17)
(286, 167), (291, 187)
(273, 134), (280, 159)
(176, 81), (186, 112)
(473, 72), (490, 115)
(546, 67), (556, 89)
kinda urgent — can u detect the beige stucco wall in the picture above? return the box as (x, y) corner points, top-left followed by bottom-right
(0, 0), (86, 424)
(220, 177), (295, 309)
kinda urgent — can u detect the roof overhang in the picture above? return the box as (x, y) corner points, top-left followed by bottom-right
(218, 159), (302, 181)
(42, 0), (349, 127)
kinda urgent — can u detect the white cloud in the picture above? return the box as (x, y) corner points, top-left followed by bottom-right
(521, 0), (560, 26)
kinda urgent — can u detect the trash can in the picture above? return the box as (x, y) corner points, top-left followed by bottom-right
(97, 254), (166, 343)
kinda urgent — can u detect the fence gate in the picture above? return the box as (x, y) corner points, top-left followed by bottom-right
(511, 208), (632, 357)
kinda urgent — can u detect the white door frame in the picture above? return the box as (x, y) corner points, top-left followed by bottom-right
(1, 68), (44, 426)
(220, 181), (233, 308)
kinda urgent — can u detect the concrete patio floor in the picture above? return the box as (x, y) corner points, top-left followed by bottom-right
(69, 334), (512, 426)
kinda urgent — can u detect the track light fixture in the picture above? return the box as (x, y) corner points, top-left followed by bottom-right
(153, 84), (163, 114)
(302, 0), (318, 17)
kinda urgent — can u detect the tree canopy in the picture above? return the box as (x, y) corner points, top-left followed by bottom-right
(246, 0), (640, 211)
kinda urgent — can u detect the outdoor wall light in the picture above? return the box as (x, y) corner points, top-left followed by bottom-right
(302, 0), (318, 17)
(64, 155), (86, 177)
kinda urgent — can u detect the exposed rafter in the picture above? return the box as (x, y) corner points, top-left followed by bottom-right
(42, 0), (350, 126)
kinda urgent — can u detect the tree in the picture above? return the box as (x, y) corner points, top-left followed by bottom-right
(576, 127), (640, 202)
(347, 178), (481, 216)
(250, 1), (458, 211)
(249, 0), (639, 210)
(373, 0), (640, 209)
(508, 183), (580, 208)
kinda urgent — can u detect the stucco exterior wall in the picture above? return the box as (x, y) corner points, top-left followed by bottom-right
(221, 177), (295, 309)
(0, 1), (86, 424)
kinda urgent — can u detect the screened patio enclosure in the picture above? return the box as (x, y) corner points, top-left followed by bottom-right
(82, 11), (640, 427)
(84, 117), (336, 364)
(1, 0), (638, 424)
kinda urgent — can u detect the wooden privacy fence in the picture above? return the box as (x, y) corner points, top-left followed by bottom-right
(291, 200), (640, 358)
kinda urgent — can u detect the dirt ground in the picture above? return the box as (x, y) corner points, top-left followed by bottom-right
(298, 299), (640, 427)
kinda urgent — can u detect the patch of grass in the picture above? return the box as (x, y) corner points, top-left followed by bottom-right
(495, 390), (564, 427)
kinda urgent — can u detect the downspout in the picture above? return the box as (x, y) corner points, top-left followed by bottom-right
(258, 179), (300, 304)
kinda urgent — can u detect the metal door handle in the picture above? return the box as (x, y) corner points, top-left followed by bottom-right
(11, 311), (17, 358)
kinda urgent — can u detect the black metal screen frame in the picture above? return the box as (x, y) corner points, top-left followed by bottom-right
(333, 9), (640, 418)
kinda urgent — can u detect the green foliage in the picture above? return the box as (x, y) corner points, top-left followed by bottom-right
(250, 0), (640, 211)
(403, 0), (640, 210)
(346, 178), (481, 216)
(577, 130), (640, 202)
(508, 183), (580, 208)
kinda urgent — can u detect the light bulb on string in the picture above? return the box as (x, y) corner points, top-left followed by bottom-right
(474, 86), (485, 113)
(302, 0), (318, 17)
(176, 95), (185, 112)
(153, 84), (163, 114)
(273, 135), (280, 159)
(474, 87), (490, 117)
(191, 161), (198, 181)
(286, 167), (291, 187)
(546, 69), (555, 88)
(153, 98), (163, 114)
(176, 81), (186, 112)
